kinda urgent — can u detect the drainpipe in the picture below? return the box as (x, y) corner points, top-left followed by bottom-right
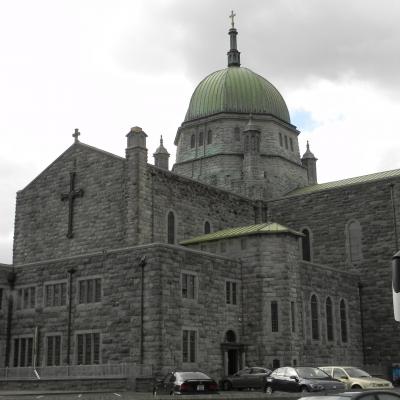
(358, 282), (366, 365)
(139, 256), (147, 365)
(66, 268), (76, 365)
(5, 270), (16, 367)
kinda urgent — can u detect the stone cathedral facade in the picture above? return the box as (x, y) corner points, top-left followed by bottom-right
(1, 21), (400, 381)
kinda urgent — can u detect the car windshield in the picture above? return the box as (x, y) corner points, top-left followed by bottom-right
(178, 372), (211, 380)
(296, 367), (331, 379)
(343, 367), (371, 378)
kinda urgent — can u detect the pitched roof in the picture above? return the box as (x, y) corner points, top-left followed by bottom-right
(180, 222), (302, 245)
(287, 168), (400, 197)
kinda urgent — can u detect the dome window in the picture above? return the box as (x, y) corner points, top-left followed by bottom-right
(207, 130), (212, 144)
(284, 136), (288, 149)
(279, 133), (283, 147)
(190, 134), (195, 149)
(198, 132), (204, 146)
(290, 138), (294, 152)
(234, 127), (241, 141)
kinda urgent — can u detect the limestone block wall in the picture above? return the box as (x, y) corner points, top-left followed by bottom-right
(13, 144), (126, 265)
(148, 166), (256, 244)
(7, 244), (241, 380)
(0, 265), (12, 368)
(268, 177), (400, 365)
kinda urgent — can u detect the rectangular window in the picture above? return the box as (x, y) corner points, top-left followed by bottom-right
(181, 273), (196, 299)
(16, 286), (36, 310)
(271, 301), (279, 332)
(289, 138), (294, 151)
(76, 332), (100, 365)
(284, 136), (288, 149)
(226, 281), (238, 305)
(182, 329), (196, 363)
(78, 278), (101, 304)
(290, 301), (296, 333)
(0, 287), (3, 310)
(13, 337), (33, 367)
(46, 335), (61, 366)
(45, 282), (67, 307)
(279, 133), (283, 147)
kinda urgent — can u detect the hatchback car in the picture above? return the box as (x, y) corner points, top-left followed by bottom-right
(319, 366), (393, 390)
(220, 366), (272, 390)
(265, 366), (345, 394)
(153, 371), (219, 395)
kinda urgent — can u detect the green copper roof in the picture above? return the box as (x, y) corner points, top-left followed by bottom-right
(287, 168), (400, 197)
(184, 66), (290, 123)
(180, 222), (302, 245)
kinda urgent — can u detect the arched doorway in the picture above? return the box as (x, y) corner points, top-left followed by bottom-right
(221, 330), (246, 376)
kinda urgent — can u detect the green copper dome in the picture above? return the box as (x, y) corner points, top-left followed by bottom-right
(184, 66), (291, 123)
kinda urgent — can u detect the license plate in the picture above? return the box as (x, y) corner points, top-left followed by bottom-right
(197, 385), (204, 391)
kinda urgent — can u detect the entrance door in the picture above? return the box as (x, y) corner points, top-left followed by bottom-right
(227, 349), (238, 375)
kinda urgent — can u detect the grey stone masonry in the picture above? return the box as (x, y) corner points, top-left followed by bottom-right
(173, 113), (309, 200)
(0, 264), (13, 368)
(267, 176), (400, 366)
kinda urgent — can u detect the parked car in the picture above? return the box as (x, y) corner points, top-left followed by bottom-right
(319, 366), (394, 390)
(301, 389), (400, 400)
(153, 371), (219, 395)
(220, 366), (272, 390)
(264, 366), (346, 394)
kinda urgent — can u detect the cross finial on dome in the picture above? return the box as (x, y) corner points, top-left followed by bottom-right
(160, 135), (164, 146)
(72, 128), (80, 143)
(229, 10), (236, 28)
(306, 140), (310, 151)
(227, 11), (241, 67)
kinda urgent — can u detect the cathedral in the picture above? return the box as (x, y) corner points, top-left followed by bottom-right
(0, 17), (399, 384)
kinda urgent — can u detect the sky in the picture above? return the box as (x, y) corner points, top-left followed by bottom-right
(1, 0), (400, 264)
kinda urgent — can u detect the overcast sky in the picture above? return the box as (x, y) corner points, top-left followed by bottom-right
(1, 0), (400, 264)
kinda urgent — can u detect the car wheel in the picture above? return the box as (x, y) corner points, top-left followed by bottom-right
(265, 385), (273, 395)
(301, 386), (309, 393)
(352, 385), (362, 389)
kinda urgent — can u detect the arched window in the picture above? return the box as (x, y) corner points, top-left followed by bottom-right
(326, 297), (334, 341)
(207, 130), (212, 144)
(225, 330), (236, 343)
(347, 220), (362, 263)
(167, 211), (175, 244)
(204, 221), (211, 234)
(190, 134), (195, 149)
(198, 132), (204, 146)
(340, 299), (348, 343)
(301, 229), (311, 261)
(311, 295), (319, 340)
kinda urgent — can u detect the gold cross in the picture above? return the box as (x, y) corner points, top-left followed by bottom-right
(229, 10), (236, 28)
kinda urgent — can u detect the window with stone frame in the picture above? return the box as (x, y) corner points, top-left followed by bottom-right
(234, 126), (241, 141)
(204, 221), (211, 234)
(198, 131), (204, 146)
(46, 335), (62, 366)
(207, 130), (212, 144)
(78, 278), (101, 304)
(0, 287), (3, 310)
(44, 281), (67, 307)
(13, 336), (33, 367)
(16, 286), (36, 310)
(271, 301), (279, 332)
(76, 332), (100, 365)
(226, 280), (238, 305)
(182, 329), (196, 363)
(326, 297), (334, 341)
(347, 220), (362, 263)
(190, 134), (195, 149)
(301, 229), (312, 261)
(311, 294), (320, 340)
(289, 137), (294, 151)
(167, 211), (176, 244)
(181, 272), (197, 300)
(340, 299), (348, 343)
(290, 301), (296, 333)
(284, 135), (288, 149)
(279, 133), (283, 147)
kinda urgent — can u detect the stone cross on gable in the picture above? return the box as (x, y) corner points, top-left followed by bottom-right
(72, 128), (80, 143)
(61, 172), (84, 238)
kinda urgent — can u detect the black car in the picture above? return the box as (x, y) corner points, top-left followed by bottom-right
(265, 366), (346, 394)
(220, 366), (272, 390)
(153, 371), (219, 395)
(301, 390), (400, 400)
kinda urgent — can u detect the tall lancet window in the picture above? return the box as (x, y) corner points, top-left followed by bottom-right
(167, 211), (176, 244)
(204, 221), (211, 234)
(347, 220), (362, 263)
(301, 229), (311, 261)
(340, 299), (348, 343)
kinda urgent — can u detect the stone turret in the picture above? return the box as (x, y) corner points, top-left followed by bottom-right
(301, 141), (318, 185)
(153, 135), (170, 170)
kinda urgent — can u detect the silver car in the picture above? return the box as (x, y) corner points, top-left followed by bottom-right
(220, 367), (272, 390)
